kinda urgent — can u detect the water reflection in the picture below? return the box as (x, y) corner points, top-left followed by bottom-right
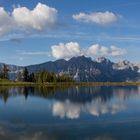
(0, 86), (140, 140)
(0, 86), (139, 119)
(0, 123), (117, 140)
(52, 99), (126, 119)
(0, 86), (139, 103)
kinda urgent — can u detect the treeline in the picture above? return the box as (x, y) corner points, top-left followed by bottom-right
(18, 67), (74, 83)
(0, 64), (9, 79)
(0, 65), (74, 83)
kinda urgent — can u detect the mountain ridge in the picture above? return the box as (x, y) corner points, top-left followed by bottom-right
(0, 56), (140, 82)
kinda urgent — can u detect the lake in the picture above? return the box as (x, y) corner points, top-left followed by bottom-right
(0, 86), (140, 140)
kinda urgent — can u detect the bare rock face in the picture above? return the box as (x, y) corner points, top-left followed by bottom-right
(26, 56), (140, 82)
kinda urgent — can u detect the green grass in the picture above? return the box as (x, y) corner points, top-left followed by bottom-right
(40, 81), (140, 87)
(0, 79), (140, 87)
(0, 79), (36, 86)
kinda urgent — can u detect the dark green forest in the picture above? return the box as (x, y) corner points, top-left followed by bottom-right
(0, 66), (74, 83)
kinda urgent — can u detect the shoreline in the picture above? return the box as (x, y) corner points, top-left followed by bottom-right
(0, 80), (140, 87)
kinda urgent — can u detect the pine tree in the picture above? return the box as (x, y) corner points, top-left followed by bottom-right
(2, 64), (9, 79)
(28, 73), (35, 82)
(23, 67), (29, 82)
(17, 71), (22, 81)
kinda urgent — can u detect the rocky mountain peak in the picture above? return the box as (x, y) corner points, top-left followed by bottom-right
(0, 56), (140, 82)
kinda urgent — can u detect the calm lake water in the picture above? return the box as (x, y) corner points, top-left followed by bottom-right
(0, 86), (140, 140)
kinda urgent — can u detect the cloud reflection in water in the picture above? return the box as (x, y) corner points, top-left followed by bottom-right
(52, 98), (126, 119)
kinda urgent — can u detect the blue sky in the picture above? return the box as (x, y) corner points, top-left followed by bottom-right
(0, 0), (140, 66)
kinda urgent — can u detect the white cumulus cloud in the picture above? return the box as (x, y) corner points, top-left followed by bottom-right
(0, 3), (57, 36)
(110, 46), (127, 56)
(51, 42), (82, 59)
(73, 11), (119, 25)
(51, 42), (127, 59)
(0, 7), (16, 35)
(12, 3), (57, 31)
(86, 44), (127, 57)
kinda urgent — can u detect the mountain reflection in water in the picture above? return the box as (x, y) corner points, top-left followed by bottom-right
(0, 86), (140, 140)
(0, 86), (139, 118)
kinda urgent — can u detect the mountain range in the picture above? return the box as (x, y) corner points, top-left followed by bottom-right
(0, 56), (140, 82)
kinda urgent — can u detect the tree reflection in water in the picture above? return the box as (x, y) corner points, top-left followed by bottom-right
(0, 86), (138, 103)
(0, 85), (139, 118)
(0, 86), (140, 140)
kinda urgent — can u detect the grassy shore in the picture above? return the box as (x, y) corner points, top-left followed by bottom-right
(0, 79), (140, 87)
(0, 79), (36, 86)
(39, 81), (140, 87)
